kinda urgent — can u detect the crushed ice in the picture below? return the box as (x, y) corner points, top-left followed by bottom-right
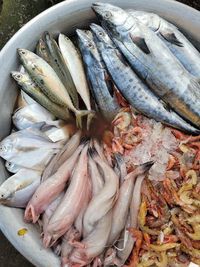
(124, 120), (179, 181)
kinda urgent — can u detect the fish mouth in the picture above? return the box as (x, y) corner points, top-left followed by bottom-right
(17, 48), (27, 56)
(92, 2), (106, 7)
(90, 23), (102, 33)
(92, 2), (107, 16)
(76, 29), (93, 43)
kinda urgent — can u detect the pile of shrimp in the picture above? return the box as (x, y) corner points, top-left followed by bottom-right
(102, 107), (200, 267)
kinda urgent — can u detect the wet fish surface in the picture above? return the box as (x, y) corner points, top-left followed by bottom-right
(129, 10), (200, 77)
(17, 49), (89, 128)
(12, 71), (72, 121)
(37, 32), (79, 108)
(92, 3), (200, 128)
(77, 29), (120, 122)
(91, 23), (200, 134)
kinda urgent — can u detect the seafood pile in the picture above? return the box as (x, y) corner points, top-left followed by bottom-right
(0, 2), (200, 267)
(103, 108), (200, 266)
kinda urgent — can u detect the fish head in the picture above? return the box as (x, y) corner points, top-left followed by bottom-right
(92, 2), (128, 27)
(0, 187), (12, 201)
(11, 71), (30, 86)
(0, 137), (15, 157)
(5, 161), (20, 173)
(90, 23), (114, 49)
(11, 71), (24, 82)
(17, 49), (42, 74)
(17, 48), (31, 65)
(76, 29), (101, 63)
(37, 38), (47, 55)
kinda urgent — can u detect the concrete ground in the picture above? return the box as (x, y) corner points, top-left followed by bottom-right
(0, 0), (199, 266)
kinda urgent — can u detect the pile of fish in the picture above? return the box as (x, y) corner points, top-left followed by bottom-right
(0, 2), (200, 267)
(10, 3), (200, 134)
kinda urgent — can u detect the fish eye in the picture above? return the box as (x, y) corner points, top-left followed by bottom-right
(21, 50), (26, 55)
(88, 43), (94, 49)
(99, 32), (104, 37)
(16, 74), (22, 79)
(104, 11), (112, 19)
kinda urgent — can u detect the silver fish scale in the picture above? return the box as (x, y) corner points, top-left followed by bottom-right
(129, 10), (200, 77)
(78, 32), (120, 121)
(86, 59), (119, 120)
(109, 19), (200, 127)
(90, 24), (200, 133)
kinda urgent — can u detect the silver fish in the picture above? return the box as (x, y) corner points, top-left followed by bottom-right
(0, 126), (62, 171)
(92, 3), (200, 128)
(0, 169), (41, 208)
(76, 29), (120, 122)
(17, 49), (89, 128)
(37, 32), (79, 108)
(12, 103), (55, 130)
(91, 23), (200, 134)
(5, 161), (22, 173)
(129, 10), (200, 77)
(59, 34), (95, 129)
(107, 162), (153, 246)
(11, 71), (72, 122)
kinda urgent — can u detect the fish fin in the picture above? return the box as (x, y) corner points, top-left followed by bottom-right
(88, 147), (98, 158)
(130, 34), (150, 54)
(80, 137), (90, 145)
(116, 50), (129, 66)
(104, 71), (114, 97)
(86, 112), (96, 130)
(75, 110), (92, 129)
(160, 99), (171, 111)
(160, 32), (184, 47)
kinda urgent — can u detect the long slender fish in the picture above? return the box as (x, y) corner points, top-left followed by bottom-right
(129, 10), (200, 77)
(59, 34), (95, 129)
(12, 71), (71, 121)
(107, 162), (152, 246)
(91, 24), (200, 134)
(70, 211), (112, 266)
(41, 131), (81, 181)
(92, 3), (200, 128)
(24, 143), (85, 223)
(83, 148), (119, 236)
(37, 32), (79, 108)
(117, 174), (146, 265)
(43, 144), (89, 247)
(77, 29), (120, 122)
(17, 49), (89, 128)
(42, 192), (64, 238)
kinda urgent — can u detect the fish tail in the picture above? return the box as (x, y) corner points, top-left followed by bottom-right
(75, 110), (92, 129)
(86, 111), (96, 130)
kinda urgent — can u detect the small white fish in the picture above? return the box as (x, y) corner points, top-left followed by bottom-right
(59, 34), (95, 129)
(0, 169), (41, 208)
(13, 103), (55, 130)
(0, 126), (62, 171)
(5, 161), (23, 173)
